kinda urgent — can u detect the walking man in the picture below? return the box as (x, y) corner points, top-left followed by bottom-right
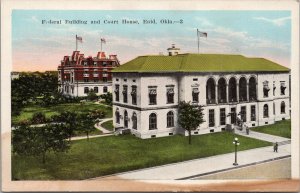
(273, 142), (278, 152)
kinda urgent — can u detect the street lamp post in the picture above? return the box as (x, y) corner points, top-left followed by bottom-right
(233, 137), (240, 166)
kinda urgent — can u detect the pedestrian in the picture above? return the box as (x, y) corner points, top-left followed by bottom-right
(273, 142), (278, 152)
(246, 127), (249, 135)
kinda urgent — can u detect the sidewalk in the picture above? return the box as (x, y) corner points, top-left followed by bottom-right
(94, 118), (113, 134)
(93, 143), (290, 180)
(235, 129), (290, 143)
(70, 118), (113, 141)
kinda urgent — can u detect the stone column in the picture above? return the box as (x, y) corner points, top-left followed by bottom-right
(246, 83), (249, 102)
(236, 83), (239, 102)
(226, 83), (228, 103)
(215, 84), (218, 104)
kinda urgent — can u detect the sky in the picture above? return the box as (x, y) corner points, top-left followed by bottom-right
(12, 10), (291, 71)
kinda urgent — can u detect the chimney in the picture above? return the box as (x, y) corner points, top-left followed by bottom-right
(167, 44), (180, 56)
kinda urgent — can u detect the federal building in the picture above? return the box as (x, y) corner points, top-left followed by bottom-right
(112, 45), (290, 139)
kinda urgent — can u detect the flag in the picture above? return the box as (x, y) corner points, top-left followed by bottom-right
(76, 36), (83, 43)
(101, 38), (106, 44)
(197, 30), (207, 38)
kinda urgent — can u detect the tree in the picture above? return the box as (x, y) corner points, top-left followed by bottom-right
(12, 123), (70, 164)
(31, 112), (47, 124)
(58, 111), (78, 141)
(86, 89), (98, 101)
(77, 113), (95, 140)
(178, 101), (204, 144)
(99, 92), (112, 106)
(89, 109), (106, 120)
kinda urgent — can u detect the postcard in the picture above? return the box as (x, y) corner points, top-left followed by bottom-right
(1, 0), (300, 192)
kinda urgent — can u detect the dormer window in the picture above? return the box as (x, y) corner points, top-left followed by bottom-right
(280, 82), (286, 95)
(263, 81), (270, 98)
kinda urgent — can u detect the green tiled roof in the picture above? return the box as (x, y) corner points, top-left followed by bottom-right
(112, 54), (290, 73)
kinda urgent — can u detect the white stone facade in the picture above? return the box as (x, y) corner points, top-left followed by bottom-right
(112, 72), (290, 139)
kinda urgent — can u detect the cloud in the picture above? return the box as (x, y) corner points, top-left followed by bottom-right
(253, 16), (291, 27)
(195, 17), (213, 27)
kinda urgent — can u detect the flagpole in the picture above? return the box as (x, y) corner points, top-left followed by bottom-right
(76, 34), (78, 51)
(197, 29), (200, 54)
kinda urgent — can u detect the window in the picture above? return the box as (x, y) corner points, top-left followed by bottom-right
(103, 77), (108, 82)
(280, 82), (286, 95)
(209, 109), (215, 127)
(263, 104), (269, 118)
(131, 86), (137, 105)
(124, 110), (128, 128)
(115, 109), (120, 124)
(93, 61), (97, 66)
(241, 106), (246, 122)
(149, 87), (157, 105)
(116, 78), (119, 81)
(263, 81), (270, 98)
(231, 108), (236, 124)
(84, 61), (87, 66)
(124, 79), (127, 82)
(166, 87), (174, 104)
(220, 108), (226, 126)
(251, 105), (256, 121)
(84, 78), (89, 82)
(103, 86), (108, 93)
(94, 87), (98, 93)
(273, 81), (276, 96)
(102, 62), (107, 66)
(123, 85), (128, 103)
(281, 101), (286, 114)
(132, 112), (137, 129)
(149, 113), (157, 130)
(193, 78), (198, 81)
(84, 87), (89, 94)
(94, 78), (99, 82)
(192, 88), (199, 103)
(167, 111), (174, 127)
(133, 79), (136, 82)
(114, 85), (119, 101)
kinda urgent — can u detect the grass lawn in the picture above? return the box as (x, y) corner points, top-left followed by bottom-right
(251, 120), (291, 138)
(12, 132), (271, 180)
(101, 120), (114, 131)
(12, 102), (112, 125)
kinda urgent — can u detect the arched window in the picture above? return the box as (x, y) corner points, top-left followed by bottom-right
(132, 112), (137, 129)
(263, 104), (269, 118)
(115, 109), (120, 124)
(218, 78), (227, 103)
(206, 78), (216, 104)
(239, 77), (247, 102)
(149, 113), (157, 130)
(229, 77), (237, 102)
(124, 110), (128, 128)
(281, 101), (286, 114)
(167, 111), (174, 128)
(249, 77), (257, 101)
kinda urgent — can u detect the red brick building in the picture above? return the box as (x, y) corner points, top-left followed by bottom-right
(58, 51), (120, 97)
